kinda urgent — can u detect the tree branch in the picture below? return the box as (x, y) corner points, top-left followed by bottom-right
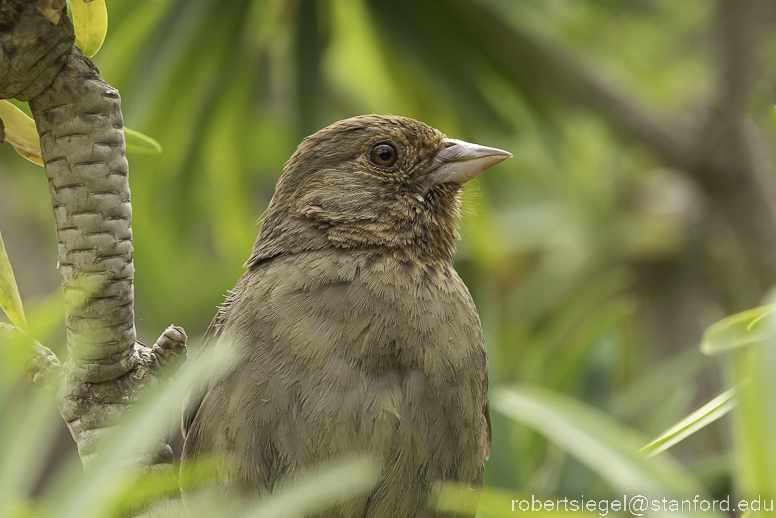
(0, 1), (188, 514)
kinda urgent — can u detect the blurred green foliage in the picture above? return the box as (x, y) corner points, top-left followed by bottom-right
(3, 0), (776, 514)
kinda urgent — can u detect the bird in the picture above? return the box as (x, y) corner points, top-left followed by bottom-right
(180, 114), (511, 517)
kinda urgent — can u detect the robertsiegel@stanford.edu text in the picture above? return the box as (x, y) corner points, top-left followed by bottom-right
(511, 494), (774, 516)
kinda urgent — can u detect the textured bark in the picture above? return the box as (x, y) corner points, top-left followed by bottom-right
(30, 47), (138, 386)
(0, 0), (73, 100)
(0, 0), (187, 514)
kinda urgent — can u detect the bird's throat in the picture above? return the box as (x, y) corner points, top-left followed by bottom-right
(323, 183), (463, 266)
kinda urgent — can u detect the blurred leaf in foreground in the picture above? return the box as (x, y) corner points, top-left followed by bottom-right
(234, 455), (380, 518)
(28, 338), (377, 518)
(430, 481), (481, 516)
(34, 341), (237, 518)
(493, 385), (712, 514)
(0, 230), (26, 329)
(183, 455), (380, 518)
(700, 305), (776, 355)
(727, 294), (776, 499)
(640, 388), (737, 457)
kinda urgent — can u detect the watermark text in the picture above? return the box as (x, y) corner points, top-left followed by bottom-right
(511, 495), (774, 516)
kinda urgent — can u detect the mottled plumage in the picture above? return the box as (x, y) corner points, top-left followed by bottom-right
(181, 115), (510, 517)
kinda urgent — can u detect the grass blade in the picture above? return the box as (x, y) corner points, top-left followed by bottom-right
(124, 127), (162, 154)
(640, 388), (737, 457)
(0, 230), (26, 329)
(493, 385), (712, 513)
(700, 305), (776, 355)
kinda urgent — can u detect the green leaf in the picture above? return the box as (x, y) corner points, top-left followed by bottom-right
(493, 386), (710, 504)
(0, 386), (61, 509)
(640, 388), (737, 457)
(68, 0), (108, 59)
(0, 231), (26, 329)
(34, 339), (380, 518)
(124, 127), (162, 154)
(728, 294), (776, 498)
(700, 305), (776, 355)
(0, 101), (43, 166)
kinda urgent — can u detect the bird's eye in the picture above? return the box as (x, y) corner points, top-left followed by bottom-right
(369, 143), (398, 167)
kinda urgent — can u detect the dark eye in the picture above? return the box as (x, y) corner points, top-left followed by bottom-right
(370, 143), (398, 167)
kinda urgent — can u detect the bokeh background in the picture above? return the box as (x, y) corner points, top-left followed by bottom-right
(3, 0), (776, 510)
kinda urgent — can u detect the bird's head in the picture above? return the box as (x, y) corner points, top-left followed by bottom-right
(247, 115), (510, 267)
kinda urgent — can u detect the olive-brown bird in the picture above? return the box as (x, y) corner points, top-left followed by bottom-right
(181, 115), (510, 516)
